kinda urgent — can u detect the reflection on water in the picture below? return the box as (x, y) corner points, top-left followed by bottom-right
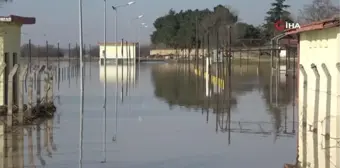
(3, 60), (333, 168)
(147, 62), (298, 167)
(0, 118), (56, 168)
(151, 62), (297, 140)
(99, 65), (136, 84)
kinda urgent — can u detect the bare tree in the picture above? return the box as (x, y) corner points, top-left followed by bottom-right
(199, 5), (240, 48)
(298, 0), (340, 23)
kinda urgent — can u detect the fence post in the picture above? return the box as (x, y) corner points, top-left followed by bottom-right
(34, 65), (37, 90)
(299, 65), (308, 127)
(48, 70), (54, 103)
(36, 65), (46, 108)
(29, 39), (32, 72)
(0, 63), (5, 107)
(321, 63), (331, 138)
(7, 64), (19, 127)
(44, 70), (49, 104)
(311, 64), (320, 132)
(18, 65), (28, 124)
(44, 69), (54, 103)
(46, 40), (49, 68)
(27, 70), (35, 116)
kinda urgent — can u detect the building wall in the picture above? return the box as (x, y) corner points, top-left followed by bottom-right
(298, 26), (340, 168)
(99, 44), (137, 59)
(335, 27), (340, 168)
(0, 23), (21, 105)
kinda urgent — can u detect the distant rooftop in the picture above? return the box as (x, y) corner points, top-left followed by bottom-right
(0, 15), (35, 25)
(285, 16), (339, 35)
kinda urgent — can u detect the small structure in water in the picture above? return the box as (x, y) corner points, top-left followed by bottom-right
(0, 15), (35, 105)
(285, 16), (340, 168)
(98, 42), (138, 65)
(0, 15), (56, 126)
(211, 49), (224, 63)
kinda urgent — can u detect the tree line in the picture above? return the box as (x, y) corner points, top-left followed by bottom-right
(20, 43), (100, 58)
(150, 0), (339, 49)
(19, 43), (154, 58)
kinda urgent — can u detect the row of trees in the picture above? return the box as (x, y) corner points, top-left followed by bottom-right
(150, 0), (339, 49)
(19, 43), (154, 58)
(20, 43), (100, 57)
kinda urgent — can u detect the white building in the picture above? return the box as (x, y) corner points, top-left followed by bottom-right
(285, 17), (340, 168)
(98, 42), (138, 65)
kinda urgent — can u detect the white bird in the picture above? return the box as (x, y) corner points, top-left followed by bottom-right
(138, 116), (143, 122)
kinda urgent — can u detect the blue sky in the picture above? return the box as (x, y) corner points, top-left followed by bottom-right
(0, 0), (338, 47)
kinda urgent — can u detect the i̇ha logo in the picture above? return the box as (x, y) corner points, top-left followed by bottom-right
(274, 20), (300, 31)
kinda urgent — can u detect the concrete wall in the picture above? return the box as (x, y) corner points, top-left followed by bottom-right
(0, 23), (21, 105)
(298, 26), (340, 168)
(99, 44), (137, 59)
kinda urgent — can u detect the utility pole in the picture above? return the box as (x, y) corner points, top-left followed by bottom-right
(227, 25), (232, 145)
(101, 0), (107, 163)
(78, 0), (84, 166)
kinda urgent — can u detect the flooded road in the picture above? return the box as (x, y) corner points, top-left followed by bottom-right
(1, 61), (298, 168)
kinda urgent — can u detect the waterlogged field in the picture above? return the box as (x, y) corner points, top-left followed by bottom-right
(1, 61), (297, 168)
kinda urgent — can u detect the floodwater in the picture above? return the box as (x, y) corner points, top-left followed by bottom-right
(1, 60), (298, 168)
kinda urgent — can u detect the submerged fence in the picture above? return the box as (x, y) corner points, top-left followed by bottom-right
(0, 63), (56, 127)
